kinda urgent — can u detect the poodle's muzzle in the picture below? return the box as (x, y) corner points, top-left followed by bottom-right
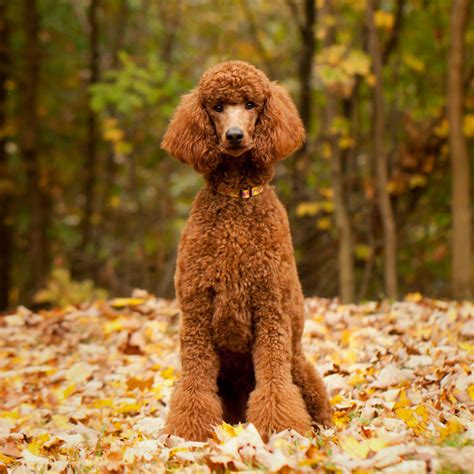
(208, 102), (259, 157)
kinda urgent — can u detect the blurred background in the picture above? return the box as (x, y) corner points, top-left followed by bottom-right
(0, 0), (473, 310)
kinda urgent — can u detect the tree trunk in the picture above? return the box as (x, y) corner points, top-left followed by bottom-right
(448, 0), (472, 299)
(286, 0), (316, 193)
(21, 0), (49, 300)
(0, 0), (11, 309)
(326, 97), (356, 303)
(323, 3), (355, 303)
(366, 0), (398, 299)
(96, 0), (127, 254)
(80, 0), (100, 255)
(298, 0), (316, 138)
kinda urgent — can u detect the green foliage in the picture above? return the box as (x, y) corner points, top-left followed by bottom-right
(34, 268), (108, 307)
(90, 52), (179, 114)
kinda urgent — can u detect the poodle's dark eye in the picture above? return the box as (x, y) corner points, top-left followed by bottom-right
(245, 101), (256, 110)
(213, 104), (224, 112)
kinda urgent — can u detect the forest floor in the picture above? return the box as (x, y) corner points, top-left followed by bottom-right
(0, 293), (473, 473)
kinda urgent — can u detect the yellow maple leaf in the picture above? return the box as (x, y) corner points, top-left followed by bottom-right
(320, 187), (334, 199)
(349, 372), (365, 386)
(439, 417), (465, 441)
(458, 342), (474, 354)
(333, 411), (351, 429)
(355, 244), (372, 261)
(403, 53), (425, 72)
(109, 195), (121, 208)
(405, 292), (423, 302)
(213, 422), (245, 443)
(463, 114), (474, 137)
(161, 367), (175, 380)
(0, 409), (20, 419)
(296, 202), (322, 217)
(409, 174), (427, 189)
(103, 127), (124, 143)
(367, 437), (387, 452)
(415, 404), (429, 423)
(92, 398), (114, 409)
(340, 436), (369, 459)
(110, 297), (145, 308)
(366, 73), (376, 87)
(341, 329), (351, 347)
(104, 318), (127, 334)
(63, 384), (76, 398)
(434, 119), (449, 137)
(221, 422), (244, 437)
(0, 453), (14, 465)
(467, 384), (474, 401)
(27, 433), (50, 455)
(331, 394), (344, 405)
(374, 10), (394, 29)
(52, 414), (72, 430)
(321, 142), (332, 159)
(395, 405), (428, 435)
(317, 217), (332, 230)
(117, 402), (142, 414)
(343, 348), (358, 365)
(343, 50), (371, 77)
(339, 136), (355, 149)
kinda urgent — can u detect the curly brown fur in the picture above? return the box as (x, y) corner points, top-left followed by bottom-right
(162, 60), (332, 442)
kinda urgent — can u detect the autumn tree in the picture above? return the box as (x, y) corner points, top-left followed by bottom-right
(0, 0), (11, 309)
(79, 0), (101, 258)
(286, 0), (317, 193)
(20, 0), (50, 299)
(448, 0), (472, 299)
(321, 3), (355, 303)
(366, 0), (398, 299)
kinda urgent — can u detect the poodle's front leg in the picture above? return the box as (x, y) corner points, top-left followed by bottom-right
(246, 299), (311, 441)
(165, 293), (223, 441)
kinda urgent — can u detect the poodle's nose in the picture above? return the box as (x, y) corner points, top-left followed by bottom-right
(226, 127), (244, 145)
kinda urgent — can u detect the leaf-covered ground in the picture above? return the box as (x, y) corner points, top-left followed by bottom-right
(1, 292), (473, 473)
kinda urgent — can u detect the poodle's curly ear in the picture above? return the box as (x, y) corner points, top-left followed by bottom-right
(161, 89), (220, 173)
(253, 82), (305, 164)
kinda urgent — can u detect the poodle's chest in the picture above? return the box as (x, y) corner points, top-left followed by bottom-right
(208, 237), (271, 353)
(203, 221), (279, 352)
(178, 196), (290, 352)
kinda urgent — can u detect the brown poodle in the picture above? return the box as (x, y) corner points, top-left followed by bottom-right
(161, 61), (332, 442)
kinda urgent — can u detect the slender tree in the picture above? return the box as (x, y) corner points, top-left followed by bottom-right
(323, 4), (355, 303)
(21, 0), (50, 300)
(0, 0), (11, 309)
(327, 102), (356, 303)
(286, 0), (316, 189)
(448, 0), (472, 299)
(80, 0), (100, 256)
(97, 0), (127, 246)
(366, 0), (398, 299)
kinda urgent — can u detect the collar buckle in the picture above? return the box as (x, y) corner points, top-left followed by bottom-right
(240, 188), (251, 199)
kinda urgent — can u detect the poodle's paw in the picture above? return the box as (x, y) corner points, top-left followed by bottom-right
(311, 400), (333, 429)
(302, 387), (333, 429)
(165, 388), (223, 441)
(246, 383), (312, 441)
(291, 355), (333, 429)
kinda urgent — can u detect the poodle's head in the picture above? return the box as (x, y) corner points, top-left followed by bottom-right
(161, 61), (305, 174)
